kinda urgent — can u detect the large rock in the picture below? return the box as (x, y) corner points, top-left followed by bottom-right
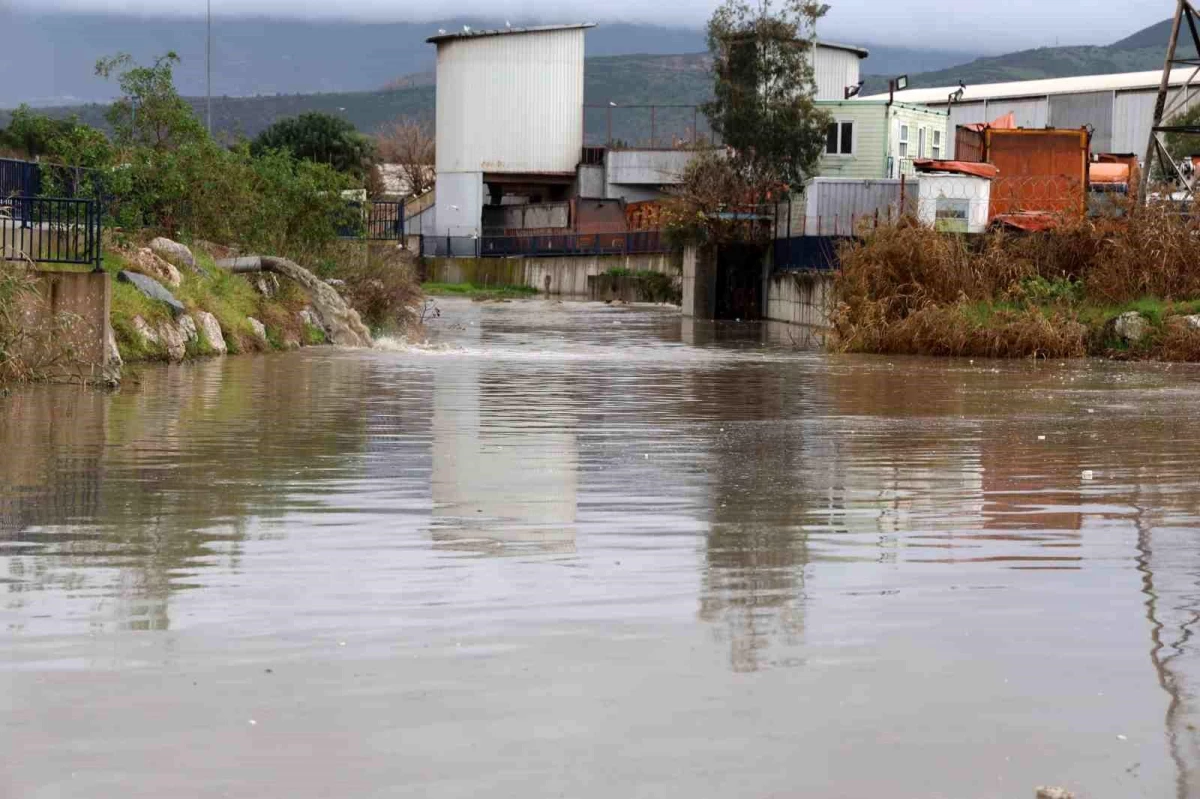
(177, 314), (198, 343)
(252, 273), (280, 298)
(131, 315), (159, 345)
(247, 317), (268, 345)
(149, 237), (197, 272)
(194, 311), (227, 355)
(158, 320), (187, 362)
(1180, 314), (1200, 331)
(299, 307), (326, 334)
(1114, 311), (1149, 344)
(118, 271), (185, 317)
(104, 324), (123, 368)
(125, 247), (182, 287)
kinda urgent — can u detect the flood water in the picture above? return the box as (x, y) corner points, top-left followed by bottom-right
(4, 297), (1200, 797)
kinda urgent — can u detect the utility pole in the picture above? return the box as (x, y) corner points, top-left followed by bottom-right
(206, 0), (213, 135)
(1142, 0), (1200, 200)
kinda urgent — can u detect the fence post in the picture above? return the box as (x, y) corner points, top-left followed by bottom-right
(92, 200), (103, 273)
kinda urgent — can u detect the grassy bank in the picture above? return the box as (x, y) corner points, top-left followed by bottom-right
(832, 211), (1200, 361)
(422, 282), (539, 301)
(102, 239), (420, 364)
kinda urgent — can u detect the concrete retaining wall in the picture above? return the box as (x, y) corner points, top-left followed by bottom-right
(681, 245), (717, 319)
(17, 270), (117, 383)
(426, 252), (682, 297)
(765, 271), (836, 330)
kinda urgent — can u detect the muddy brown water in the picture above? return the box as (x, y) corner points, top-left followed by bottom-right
(4, 297), (1200, 798)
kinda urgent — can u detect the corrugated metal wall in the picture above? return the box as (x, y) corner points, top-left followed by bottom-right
(813, 47), (861, 101)
(1112, 88), (1198, 154)
(435, 29), (586, 175)
(1048, 91), (1113, 152)
(779, 179), (914, 237)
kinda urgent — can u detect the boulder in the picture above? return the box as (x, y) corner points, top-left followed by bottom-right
(1035, 789), (1075, 799)
(194, 311), (227, 355)
(125, 247), (182, 287)
(1181, 314), (1200, 331)
(104, 324), (123, 368)
(177, 314), (198, 343)
(131, 315), (159, 345)
(299, 307), (326, 334)
(252, 273), (281, 298)
(1114, 311), (1148, 344)
(247, 317), (268, 345)
(158, 320), (187, 362)
(118, 271), (185, 317)
(149, 237), (197, 271)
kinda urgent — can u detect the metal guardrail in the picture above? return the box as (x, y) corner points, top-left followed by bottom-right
(338, 200), (406, 241)
(421, 231), (671, 259)
(1, 196), (103, 270)
(0, 158), (41, 199)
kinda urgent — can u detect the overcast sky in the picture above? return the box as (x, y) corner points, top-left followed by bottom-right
(8, 0), (1174, 52)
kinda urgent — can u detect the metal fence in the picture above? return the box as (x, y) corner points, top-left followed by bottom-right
(1, 196), (103, 270)
(583, 104), (720, 149)
(420, 230), (672, 259)
(0, 158), (41, 199)
(338, 200), (406, 241)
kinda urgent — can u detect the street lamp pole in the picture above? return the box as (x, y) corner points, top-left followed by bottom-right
(206, 0), (212, 135)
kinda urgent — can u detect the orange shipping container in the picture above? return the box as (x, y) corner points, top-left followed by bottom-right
(985, 128), (1089, 219)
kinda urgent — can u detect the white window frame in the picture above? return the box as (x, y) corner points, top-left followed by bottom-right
(918, 127), (927, 159)
(824, 119), (855, 157)
(932, 129), (942, 160)
(898, 124), (910, 158)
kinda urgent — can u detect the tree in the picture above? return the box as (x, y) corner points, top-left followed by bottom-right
(1161, 104), (1200, 179)
(374, 117), (435, 196)
(96, 52), (206, 152)
(251, 113), (374, 177)
(0, 106), (78, 159)
(702, 0), (831, 192)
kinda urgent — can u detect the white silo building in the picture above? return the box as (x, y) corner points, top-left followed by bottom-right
(428, 23), (595, 241)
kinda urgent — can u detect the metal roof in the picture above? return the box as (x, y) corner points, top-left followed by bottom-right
(427, 23), (596, 45)
(817, 40), (869, 59)
(862, 68), (1200, 105)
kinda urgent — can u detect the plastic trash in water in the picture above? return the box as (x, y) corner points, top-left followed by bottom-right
(1082, 470), (1094, 481)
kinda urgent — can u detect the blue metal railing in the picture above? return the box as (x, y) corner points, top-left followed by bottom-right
(772, 235), (846, 272)
(338, 200), (406, 241)
(0, 158), (41, 199)
(1, 196), (103, 270)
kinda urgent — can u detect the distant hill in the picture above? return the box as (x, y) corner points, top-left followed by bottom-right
(862, 17), (1192, 95)
(0, 54), (718, 146)
(0, 9), (975, 108)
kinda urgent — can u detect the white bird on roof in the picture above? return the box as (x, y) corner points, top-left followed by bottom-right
(438, 28), (446, 34)
(463, 25), (471, 32)
(505, 20), (512, 28)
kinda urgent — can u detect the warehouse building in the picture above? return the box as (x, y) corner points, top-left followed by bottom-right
(867, 68), (1200, 160)
(424, 24), (874, 243)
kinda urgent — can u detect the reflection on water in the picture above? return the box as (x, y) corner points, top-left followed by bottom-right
(5, 298), (1200, 797)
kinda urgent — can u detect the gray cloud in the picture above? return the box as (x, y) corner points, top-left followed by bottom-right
(10, 0), (1174, 51)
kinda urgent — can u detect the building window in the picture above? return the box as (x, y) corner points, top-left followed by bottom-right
(825, 120), (854, 156)
(932, 129), (942, 159)
(898, 124), (910, 158)
(918, 127), (927, 159)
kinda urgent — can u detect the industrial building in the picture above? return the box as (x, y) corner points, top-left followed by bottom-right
(867, 68), (1200, 160)
(815, 100), (947, 179)
(423, 23), (874, 243)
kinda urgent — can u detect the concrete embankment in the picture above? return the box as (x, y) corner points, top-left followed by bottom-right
(425, 252), (681, 297)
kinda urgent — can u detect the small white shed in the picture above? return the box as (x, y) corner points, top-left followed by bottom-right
(914, 161), (999, 233)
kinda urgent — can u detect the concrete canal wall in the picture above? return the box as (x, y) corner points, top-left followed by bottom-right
(18, 270), (118, 383)
(425, 252), (682, 297)
(681, 244), (836, 330)
(765, 270), (836, 330)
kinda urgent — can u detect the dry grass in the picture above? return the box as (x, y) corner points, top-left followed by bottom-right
(833, 205), (1200, 360)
